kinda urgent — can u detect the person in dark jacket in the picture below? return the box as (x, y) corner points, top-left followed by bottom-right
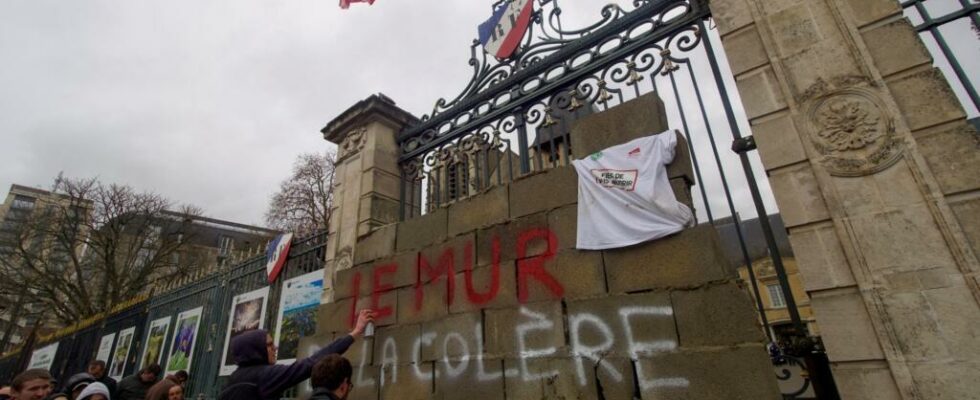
(85, 361), (116, 398)
(220, 309), (374, 400)
(115, 364), (161, 400)
(144, 370), (187, 400)
(309, 354), (353, 400)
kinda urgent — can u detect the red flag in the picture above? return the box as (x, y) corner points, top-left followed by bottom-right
(339, 0), (374, 9)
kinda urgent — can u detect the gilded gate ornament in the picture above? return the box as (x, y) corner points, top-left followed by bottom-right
(804, 88), (903, 176)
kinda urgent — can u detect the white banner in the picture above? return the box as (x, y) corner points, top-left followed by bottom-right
(274, 270), (325, 364)
(95, 333), (116, 363)
(28, 342), (58, 371)
(220, 286), (270, 375)
(165, 307), (204, 375)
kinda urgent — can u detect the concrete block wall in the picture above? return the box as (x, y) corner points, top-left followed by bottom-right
(305, 167), (779, 399)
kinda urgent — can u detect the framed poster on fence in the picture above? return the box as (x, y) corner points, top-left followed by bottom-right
(28, 342), (58, 371)
(109, 326), (136, 380)
(95, 332), (116, 363)
(165, 306), (204, 375)
(140, 316), (171, 369)
(274, 270), (324, 364)
(220, 286), (270, 376)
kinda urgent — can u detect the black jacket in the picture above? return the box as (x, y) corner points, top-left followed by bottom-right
(222, 329), (354, 400)
(116, 374), (157, 400)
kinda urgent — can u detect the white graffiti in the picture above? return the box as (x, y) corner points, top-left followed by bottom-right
(366, 304), (689, 391)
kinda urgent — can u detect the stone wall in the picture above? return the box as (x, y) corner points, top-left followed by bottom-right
(304, 93), (781, 399)
(711, 0), (980, 398)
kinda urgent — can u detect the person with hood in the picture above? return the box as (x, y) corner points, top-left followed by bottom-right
(59, 373), (95, 400)
(219, 309), (374, 400)
(115, 365), (160, 400)
(75, 382), (110, 400)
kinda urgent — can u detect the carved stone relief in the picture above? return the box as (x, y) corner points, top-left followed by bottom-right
(337, 127), (368, 161)
(804, 88), (903, 176)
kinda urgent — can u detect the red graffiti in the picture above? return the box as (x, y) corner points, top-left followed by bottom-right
(516, 228), (563, 302)
(347, 227), (566, 324)
(464, 239), (499, 304)
(372, 263), (397, 320)
(416, 247), (457, 310)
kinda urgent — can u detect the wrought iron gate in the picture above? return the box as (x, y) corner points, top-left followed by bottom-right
(394, 0), (837, 398)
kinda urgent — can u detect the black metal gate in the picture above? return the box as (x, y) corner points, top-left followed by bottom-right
(394, 0), (836, 398)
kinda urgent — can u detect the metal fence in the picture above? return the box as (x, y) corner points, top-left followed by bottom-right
(394, 0), (834, 397)
(0, 231), (327, 399)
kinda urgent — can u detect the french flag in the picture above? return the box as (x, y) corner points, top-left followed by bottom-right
(339, 0), (374, 9)
(478, 0), (533, 59)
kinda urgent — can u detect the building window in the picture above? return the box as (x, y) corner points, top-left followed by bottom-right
(219, 236), (233, 256)
(11, 196), (35, 210)
(767, 284), (787, 308)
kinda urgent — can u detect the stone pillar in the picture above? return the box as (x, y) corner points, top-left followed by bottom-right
(320, 94), (418, 301)
(711, 0), (980, 398)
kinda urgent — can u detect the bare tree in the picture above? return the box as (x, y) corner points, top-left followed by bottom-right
(264, 152), (336, 236)
(0, 176), (203, 331)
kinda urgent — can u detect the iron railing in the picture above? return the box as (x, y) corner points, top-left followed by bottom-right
(901, 0), (980, 120)
(0, 231), (328, 399)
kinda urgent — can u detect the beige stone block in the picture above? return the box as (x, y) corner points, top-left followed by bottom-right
(787, 222), (855, 291)
(446, 185), (509, 237)
(840, 0), (902, 28)
(909, 360), (980, 400)
(809, 288), (886, 361)
(830, 361), (902, 400)
(637, 346), (781, 400)
(831, 161), (925, 215)
(396, 208), (448, 252)
(862, 18), (931, 77)
(364, 120), (401, 154)
(765, 3), (830, 58)
(711, 0), (753, 35)
(354, 223), (397, 265)
(781, 38), (863, 98)
(724, 25), (769, 76)
(921, 285), (980, 361)
(360, 168), (401, 199)
(735, 66), (787, 119)
(888, 68), (967, 131)
(950, 197), (980, 258)
(766, 163), (829, 227)
(751, 113), (808, 169)
(916, 123), (980, 195)
(360, 147), (399, 176)
(849, 204), (956, 273)
(484, 301), (565, 357)
(881, 291), (951, 361)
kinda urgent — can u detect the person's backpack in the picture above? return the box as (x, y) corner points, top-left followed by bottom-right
(218, 382), (261, 400)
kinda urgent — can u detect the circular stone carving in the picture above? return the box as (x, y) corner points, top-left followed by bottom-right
(805, 88), (903, 176)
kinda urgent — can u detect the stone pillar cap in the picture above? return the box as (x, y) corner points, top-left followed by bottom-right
(321, 93), (419, 143)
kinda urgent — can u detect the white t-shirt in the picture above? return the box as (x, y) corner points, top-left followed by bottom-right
(571, 131), (693, 250)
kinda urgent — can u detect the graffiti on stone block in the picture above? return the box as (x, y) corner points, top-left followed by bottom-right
(345, 227), (568, 327)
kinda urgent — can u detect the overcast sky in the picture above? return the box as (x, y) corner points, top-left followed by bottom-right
(0, 0), (975, 228)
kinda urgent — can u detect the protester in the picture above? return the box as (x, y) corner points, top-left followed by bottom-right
(115, 365), (160, 400)
(75, 383), (110, 400)
(164, 385), (181, 400)
(143, 370), (186, 400)
(55, 373), (96, 400)
(86, 361), (116, 398)
(10, 369), (53, 400)
(309, 354), (353, 400)
(218, 309), (374, 400)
